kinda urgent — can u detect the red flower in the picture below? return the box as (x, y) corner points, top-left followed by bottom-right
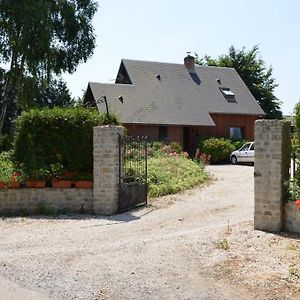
(295, 199), (300, 211)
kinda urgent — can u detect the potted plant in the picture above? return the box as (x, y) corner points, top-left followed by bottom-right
(7, 171), (23, 188)
(50, 163), (72, 188)
(73, 173), (93, 189)
(25, 168), (50, 188)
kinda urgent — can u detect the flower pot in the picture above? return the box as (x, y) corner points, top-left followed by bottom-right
(0, 182), (7, 189)
(75, 180), (93, 189)
(25, 180), (46, 188)
(51, 179), (72, 188)
(8, 182), (20, 188)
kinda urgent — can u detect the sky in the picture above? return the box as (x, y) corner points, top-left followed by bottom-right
(63, 0), (300, 115)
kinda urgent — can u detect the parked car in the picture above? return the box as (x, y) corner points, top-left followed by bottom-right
(230, 142), (255, 165)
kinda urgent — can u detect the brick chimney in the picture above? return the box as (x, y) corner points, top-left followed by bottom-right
(184, 54), (195, 73)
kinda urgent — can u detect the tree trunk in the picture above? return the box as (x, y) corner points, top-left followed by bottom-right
(0, 49), (23, 136)
(0, 76), (11, 136)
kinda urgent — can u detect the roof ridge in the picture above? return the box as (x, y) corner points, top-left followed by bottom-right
(121, 58), (235, 70)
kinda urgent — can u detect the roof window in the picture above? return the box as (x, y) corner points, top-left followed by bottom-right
(219, 87), (237, 103)
(189, 72), (201, 85)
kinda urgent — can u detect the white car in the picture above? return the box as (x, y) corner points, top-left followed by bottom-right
(230, 142), (255, 165)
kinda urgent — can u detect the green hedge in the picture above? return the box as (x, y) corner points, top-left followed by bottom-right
(13, 108), (119, 175)
(199, 137), (235, 163)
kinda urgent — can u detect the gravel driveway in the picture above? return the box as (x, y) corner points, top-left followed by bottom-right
(1, 165), (300, 300)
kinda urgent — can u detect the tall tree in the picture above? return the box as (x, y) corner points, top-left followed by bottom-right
(195, 46), (282, 119)
(0, 0), (98, 134)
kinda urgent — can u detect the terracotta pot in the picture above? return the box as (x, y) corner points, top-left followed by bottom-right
(8, 182), (20, 188)
(51, 180), (72, 188)
(0, 182), (7, 189)
(75, 180), (93, 189)
(25, 180), (46, 188)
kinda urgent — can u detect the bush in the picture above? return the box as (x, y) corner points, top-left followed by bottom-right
(13, 107), (119, 175)
(199, 137), (235, 163)
(0, 151), (23, 184)
(147, 141), (184, 158)
(148, 156), (208, 197)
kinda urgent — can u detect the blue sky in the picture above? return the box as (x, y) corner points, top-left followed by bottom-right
(64, 0), (300, 115)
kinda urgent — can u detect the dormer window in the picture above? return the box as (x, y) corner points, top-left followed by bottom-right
(219, 87), (237, 103)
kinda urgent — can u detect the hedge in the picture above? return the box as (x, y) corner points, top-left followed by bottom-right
(13, 107), (119, 174)
(199, 137), (235, 163)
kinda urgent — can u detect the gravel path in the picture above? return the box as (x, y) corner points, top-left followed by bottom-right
(1, 165), (300, 299)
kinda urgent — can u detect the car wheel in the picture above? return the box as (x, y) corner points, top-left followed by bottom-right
(231, 156), (237, 165)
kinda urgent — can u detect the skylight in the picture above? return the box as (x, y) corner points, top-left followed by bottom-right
(219, 87), (237, 103)
(189, 72), (201, 85)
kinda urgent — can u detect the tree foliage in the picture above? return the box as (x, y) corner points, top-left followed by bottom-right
(0, 0), (98, 134)
(195, 45), (282, 119)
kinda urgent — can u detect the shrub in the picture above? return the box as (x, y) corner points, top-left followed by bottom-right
(199, 137), (235, 163)
(147, 141), (184, 158)
(148, 156), (208, 197)
(0, 151), (23, 184)
(13, 107), (119, 175)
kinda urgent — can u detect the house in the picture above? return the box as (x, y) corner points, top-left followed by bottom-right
(84, 55), (265, 151)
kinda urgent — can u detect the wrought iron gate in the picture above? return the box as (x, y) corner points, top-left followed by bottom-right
(119, 135), (148, 213)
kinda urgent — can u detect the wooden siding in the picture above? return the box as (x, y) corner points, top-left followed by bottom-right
(193, 114), (257, 141)
(126, 125), (183, 145)
(125, 114), (258, 150)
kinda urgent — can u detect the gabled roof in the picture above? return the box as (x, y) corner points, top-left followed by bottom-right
(86, 59), (265, 126)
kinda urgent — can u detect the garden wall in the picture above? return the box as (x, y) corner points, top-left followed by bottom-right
(0, 125), (124, 216)
(0, 188), (93, 216)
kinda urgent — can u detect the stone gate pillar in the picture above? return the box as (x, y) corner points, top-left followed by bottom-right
(254, 120), (291, 232)
(93, 125), (124, 215)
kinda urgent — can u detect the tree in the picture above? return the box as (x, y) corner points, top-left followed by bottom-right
(20, 77), (74, 109)
(0, 0), (98, 135)
(195, 46), (282, 119)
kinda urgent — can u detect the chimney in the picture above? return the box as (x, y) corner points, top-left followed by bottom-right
(184, 53), (195, 73)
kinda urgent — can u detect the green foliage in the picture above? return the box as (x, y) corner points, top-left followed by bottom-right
(13, 107), (119, 176)
(289, 102), (300, 201)
(147, 141), (184, 158)
(0, 134), (11, 152)
(230, 139), (248, 150)
(0, 152), (15, 184)
(199, 137), (235, 163)
(195, 45), (282, 119)
(148, 156), (208, 197)
(0, 0), (98, 135)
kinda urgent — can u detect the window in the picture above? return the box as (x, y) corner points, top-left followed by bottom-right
(250, 143), (255, 151)
(219, 87), (237, 103)
(240, 143), (251, 151)
(159, 126), (168, 140)
(189, 72), (201, 85)
(230, 127), (242, 140)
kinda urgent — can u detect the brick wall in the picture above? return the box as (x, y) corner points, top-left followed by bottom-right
(254, 120), (291, 232)
(93, 125), (124, 215)
(0, 188), (93, 216)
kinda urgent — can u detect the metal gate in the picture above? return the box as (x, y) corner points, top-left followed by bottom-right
(118, 135), (148, 213)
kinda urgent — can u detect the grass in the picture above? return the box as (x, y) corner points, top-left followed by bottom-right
(147, 156), (209, 197)
(216, 238), (230, 250)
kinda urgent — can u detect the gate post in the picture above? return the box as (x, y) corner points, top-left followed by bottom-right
(254, 120), (291, 232)
(93, 125), (124, 215)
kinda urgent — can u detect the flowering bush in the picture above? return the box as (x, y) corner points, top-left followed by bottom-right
(194, 148), (211, 164)
(295, 199), (300, 211)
